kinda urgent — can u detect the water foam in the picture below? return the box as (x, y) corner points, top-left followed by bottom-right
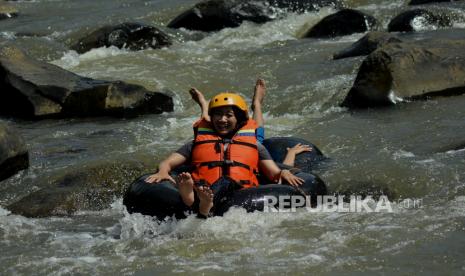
(52, 46), (129, 69)
(452, 22), (465, 28)
(357, 1), (404, 11)
(392, 150), (415, 160)
(388, 91), (404, 104)
(411, 16), (438, 32)
(0, 211), (46, 240)
(0, 207), (11, 216)
(0, 31), (16, 39)
(173, 9), (335, 54)
(445, 148), (465, 155)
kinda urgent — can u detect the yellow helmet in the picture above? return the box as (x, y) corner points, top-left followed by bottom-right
(208, 92), (248, 118)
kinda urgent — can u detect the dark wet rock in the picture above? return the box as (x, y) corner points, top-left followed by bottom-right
(71, 22), (172, 54)
(409, 0), (460, 5)
(0, 121), (28, 181)
(62, 80), (174, 118)
(0, 2), (18, 20)
(0, 45), (173, 119)
(6, 159), (151, 217)
(333, 31), (402, 59)
(167, 0), (344, 32)
(342, 39), (465, 108)
(304, 9), (378, 38)
(388, 8), (457, 32)
(435, 140), (465, 153)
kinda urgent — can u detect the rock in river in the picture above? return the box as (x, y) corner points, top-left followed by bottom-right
(304, 9), (378, 38)
(0, 45), (173, 119)
(6, 159), (150, 217)
(71, 22), (172, 54)
(388, 8), (458, 32)
(167, 0), (345, 32)
(342, 39), (465, 107)
(0, 1), (18, 20)
(0, 120), (29, 181)
(333, 31), (402, 59)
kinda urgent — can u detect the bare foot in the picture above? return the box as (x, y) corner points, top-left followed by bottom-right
(252, 79), (266, 111)
(189, 88), (208, 109)
(189, 87), (210, 121)
(196, 185), (214, 217)
(178, 172), (195, 207)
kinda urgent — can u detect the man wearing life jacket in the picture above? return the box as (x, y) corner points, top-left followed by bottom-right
(145, 92), (304, 218)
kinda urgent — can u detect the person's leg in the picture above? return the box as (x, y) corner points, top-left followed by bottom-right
(189, 88), (210, 122)
(177, 172), (195, 207)
(252, 79), (266, 127)
(252, 79), (266, 143)
(196, 185), (214, 217)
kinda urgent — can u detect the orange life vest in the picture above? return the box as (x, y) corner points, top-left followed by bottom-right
(191, 119), (259, 188)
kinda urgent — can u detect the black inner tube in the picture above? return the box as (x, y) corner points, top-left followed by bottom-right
(123, 137), (327, 220)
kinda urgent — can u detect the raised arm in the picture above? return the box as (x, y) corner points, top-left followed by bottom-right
(145, 152), (187, 183)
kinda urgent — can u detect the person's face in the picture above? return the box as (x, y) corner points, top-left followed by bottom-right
(211, 106), (238, 136)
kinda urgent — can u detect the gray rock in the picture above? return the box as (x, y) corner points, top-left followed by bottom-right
(0, 120), (28, 181)
(435, 140), (465, 153)
(342, 40), (465, 107)
(305, 9), (378, 39)
(388, 8), (459, 32)
(71, 22), (172, 54)
(0, 45), (173, 118)
(6, 159), (150, 217)
(409, 0), (461, 5)
(333, 31), (402, 59)
(167, 0), (344, 32)
(0, 2), (18, 20)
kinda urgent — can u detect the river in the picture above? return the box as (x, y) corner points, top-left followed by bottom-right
(1, 0), (465, 274)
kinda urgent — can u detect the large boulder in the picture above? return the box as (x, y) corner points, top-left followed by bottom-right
(71, 22), (172, 54)
(167, 0), (344, 32)
(0, 1), (18, 20)
(342, 40), (465, 107)
(409, 0), (461, 5)
(435, 139), (465, 153)
(333, 31), (402, 59)
(0, 45), (173, 118)
(388, 8), (458, 32)
(6, 159), (150, 217)
(0, 121), (28, 181)
(304, 9), (378, 38)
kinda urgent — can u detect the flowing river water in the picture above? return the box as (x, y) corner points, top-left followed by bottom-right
(1, 0), (465, 274)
